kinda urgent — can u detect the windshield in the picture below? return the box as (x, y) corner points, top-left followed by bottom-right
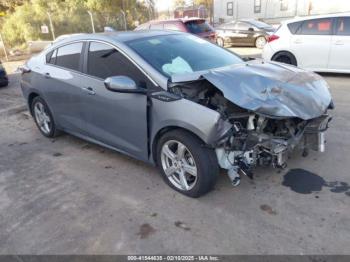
(185, 20), (214, 34)
(126, 34), (243, 77)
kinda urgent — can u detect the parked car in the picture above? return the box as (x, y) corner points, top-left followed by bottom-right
(215, 19), (275, 48)
(263, 13), (350, 73)
(20, 31), (333, 197)
(0, 60), (8, 87)
(135, 18), (217, 43)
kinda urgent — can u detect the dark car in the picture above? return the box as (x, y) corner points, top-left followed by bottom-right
(0, 60), (8, 87)
(215, 19), (275, 48)
(135, 18), (217, 43)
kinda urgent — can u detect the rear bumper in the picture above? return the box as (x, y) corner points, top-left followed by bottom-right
(262, 44), (274, 61)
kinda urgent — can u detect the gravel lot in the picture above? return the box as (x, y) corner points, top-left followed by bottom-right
(0, 57), (349, 254)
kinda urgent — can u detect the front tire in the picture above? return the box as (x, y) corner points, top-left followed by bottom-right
(31, 96), (60, 138)
(156, 130), (219, 198)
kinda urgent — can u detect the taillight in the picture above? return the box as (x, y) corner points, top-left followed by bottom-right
(268, 34), (280, 43)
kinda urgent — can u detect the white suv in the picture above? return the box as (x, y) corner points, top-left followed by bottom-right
(263, 13), (350, 73)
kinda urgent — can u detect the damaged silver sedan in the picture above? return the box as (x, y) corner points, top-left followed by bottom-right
(20, 31), (333, 197)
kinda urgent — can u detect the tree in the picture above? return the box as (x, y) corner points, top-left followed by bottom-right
(1, 0), (151, 48)
(0, 0), (27, 13)
(174, 0), (186, 8)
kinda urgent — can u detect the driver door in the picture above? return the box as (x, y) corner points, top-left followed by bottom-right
(80, 41), (150, 161)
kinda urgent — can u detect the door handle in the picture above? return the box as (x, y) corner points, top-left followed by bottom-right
(44, 72), (51, 79)
(81, 86), (96, 95)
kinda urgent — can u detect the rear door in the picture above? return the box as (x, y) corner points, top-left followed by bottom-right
(226, 22), (253, 45)
(42, 42), (86, 133)
(290, 18), (333, 70)
(328, 17), (350, 72)
(80, 41), (150, 161)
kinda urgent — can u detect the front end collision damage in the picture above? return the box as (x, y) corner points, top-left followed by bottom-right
(168, 61), (334, 186)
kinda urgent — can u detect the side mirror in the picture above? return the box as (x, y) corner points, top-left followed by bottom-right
(248, 27), (255, 32)
(104, 76), (146, 94)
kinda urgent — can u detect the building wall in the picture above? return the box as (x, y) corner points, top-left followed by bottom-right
(214, 0), (350, 24)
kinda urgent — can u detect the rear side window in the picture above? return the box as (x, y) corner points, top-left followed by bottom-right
(336, 17), (350, 36)
(185, 20), (213, 34)
(299, 18), (333, 35)
(287, 21), (302, 34)
(55, 42), (83, 71)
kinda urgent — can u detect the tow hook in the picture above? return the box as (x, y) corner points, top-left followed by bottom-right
(227, 161), (254, 187)
(228, 167), (241, 186)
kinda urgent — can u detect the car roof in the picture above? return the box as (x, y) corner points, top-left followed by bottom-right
(282, 12), (350, 24)
(148, 17), (205, 24)
(51, 30), (180, 46)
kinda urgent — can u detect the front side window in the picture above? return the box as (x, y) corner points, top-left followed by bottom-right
(126, 34), (243, 77)
(55, 42), (83, 71)
(254, 0), (261, 13)
(300, 18), (333, 35)
(87, 42), (148, 87)
(227, 2), (233, 16)
(336, 17), (350, 36)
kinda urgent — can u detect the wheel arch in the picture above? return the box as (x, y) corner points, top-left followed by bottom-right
(28, 92), (40, 115)
(151, 125), (208, 165)
(271, 50), (298, 66)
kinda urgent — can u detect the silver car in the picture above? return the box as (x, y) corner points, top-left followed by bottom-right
(20, 31), (333, 197)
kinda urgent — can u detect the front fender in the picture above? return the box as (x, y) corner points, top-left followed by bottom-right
(150, 98), (231, 162)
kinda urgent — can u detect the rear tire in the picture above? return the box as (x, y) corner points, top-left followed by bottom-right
(31, 96), (61, 138)
(255, 36), (267, 49)
(217, 37), (225, 47)
(272, 51), (297, 66)
(156, 129), (219, 198)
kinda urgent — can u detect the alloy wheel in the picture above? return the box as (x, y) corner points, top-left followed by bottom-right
(34, 101), (51, 134)
(256, 36), (267, 49)
(160, 140), (198, 191)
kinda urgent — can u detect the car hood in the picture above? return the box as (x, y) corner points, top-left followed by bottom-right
(171, 61), (332, 120)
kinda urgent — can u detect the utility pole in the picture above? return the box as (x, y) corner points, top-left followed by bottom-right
(295, 0), (299, 17)
(87, 11), (95, 33)
(46, 12), (55, 40)
(120, 10), (127, 31)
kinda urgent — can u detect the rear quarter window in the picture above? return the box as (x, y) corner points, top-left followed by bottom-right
(287, 21), (302, 34)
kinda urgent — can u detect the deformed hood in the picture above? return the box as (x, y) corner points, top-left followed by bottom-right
(171, 61), (332, 120)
